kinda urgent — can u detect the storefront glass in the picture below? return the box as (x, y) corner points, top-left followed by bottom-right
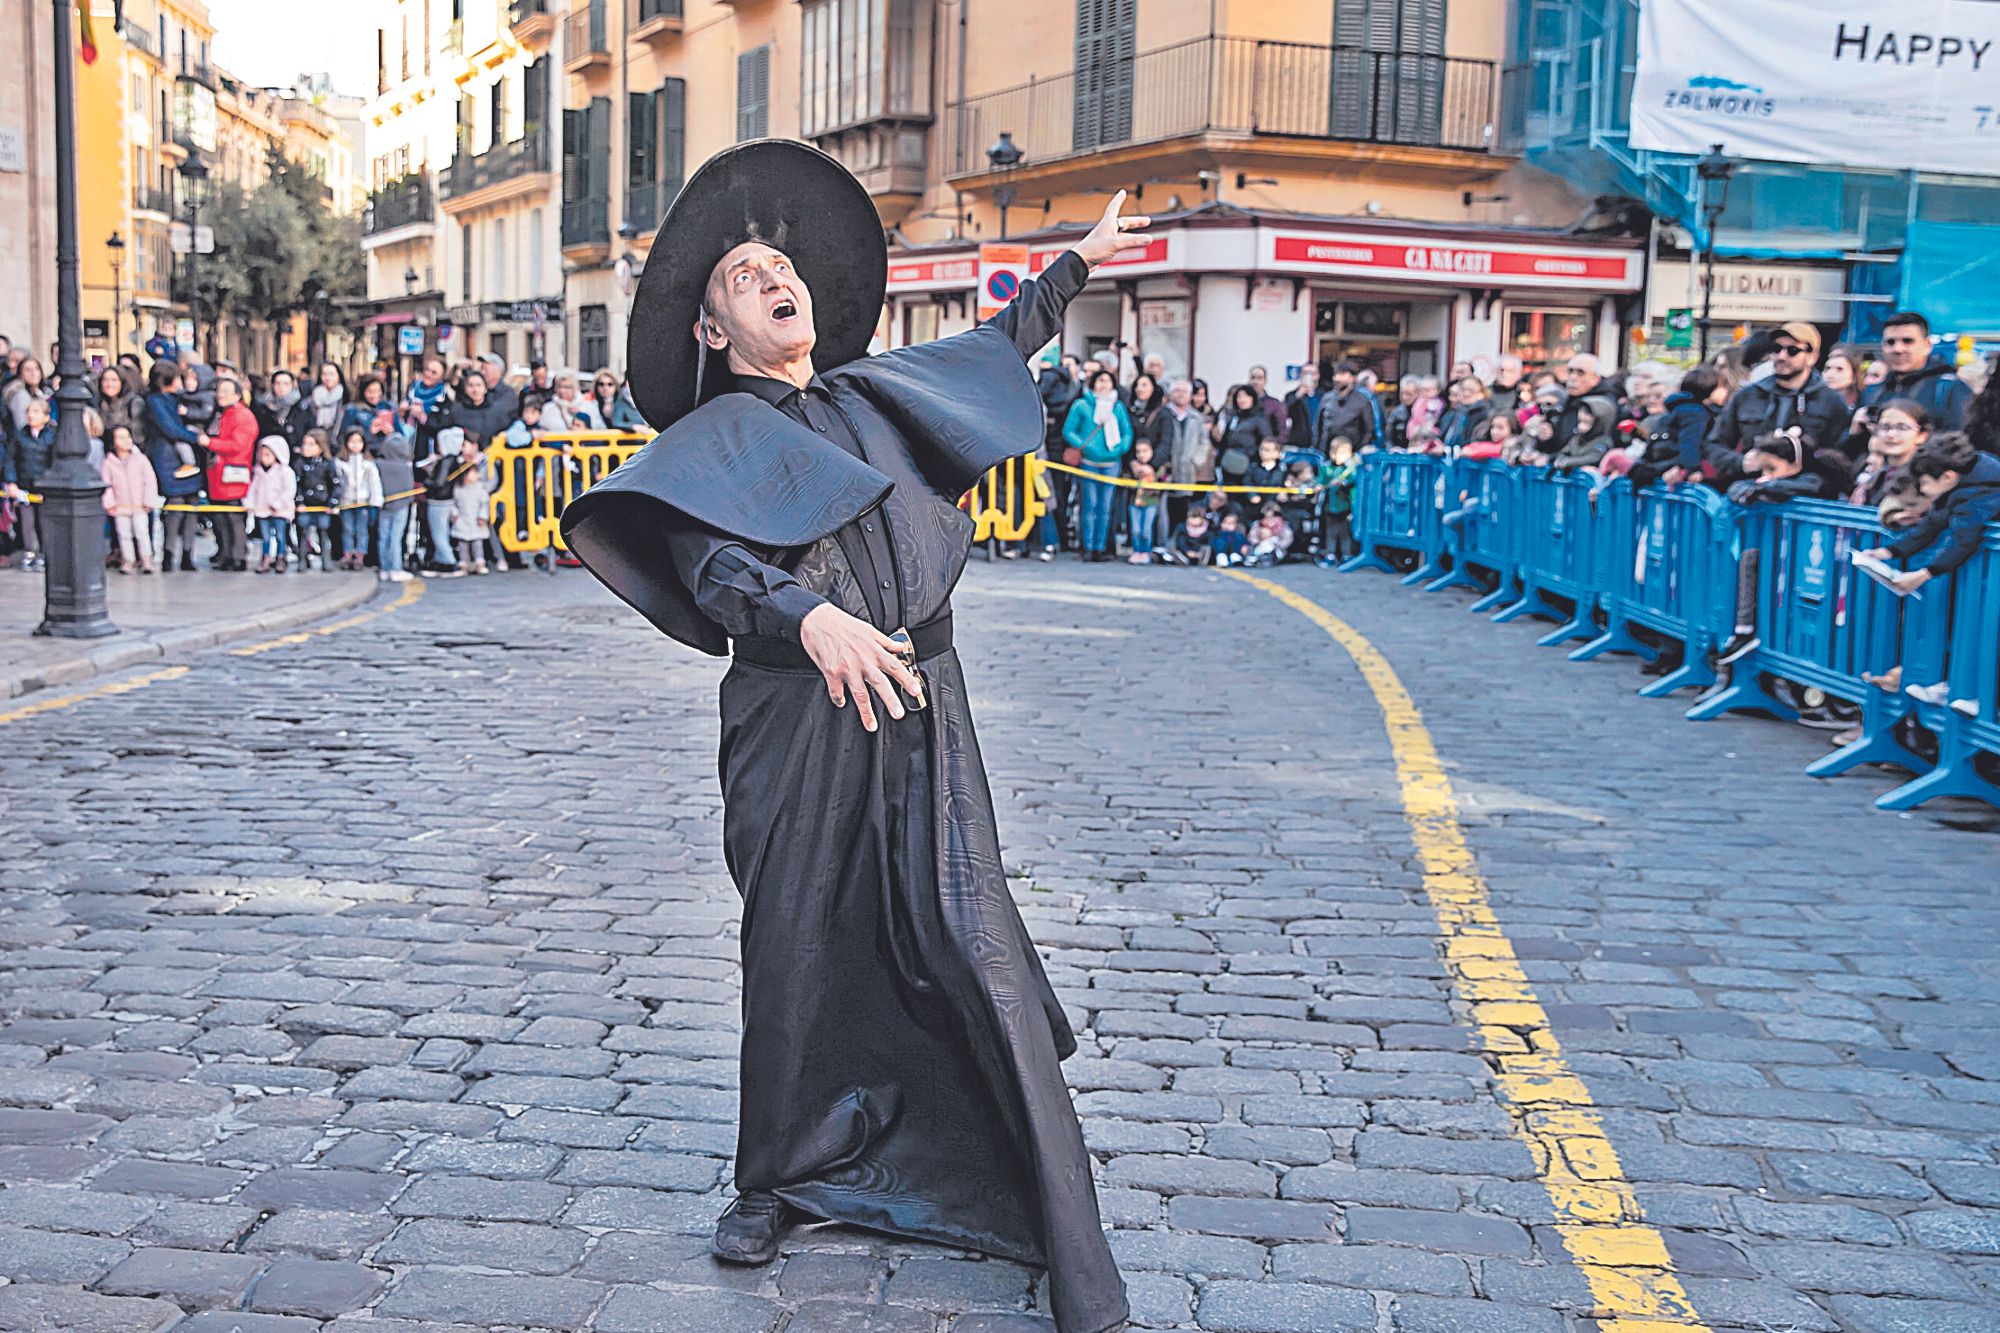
(1505, 307), (1594, 373)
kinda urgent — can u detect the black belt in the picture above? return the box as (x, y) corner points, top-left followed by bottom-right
(731, 610), (953, 673)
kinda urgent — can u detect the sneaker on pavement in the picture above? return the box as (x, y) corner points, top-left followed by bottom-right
(1716, 631), (1760, 666)
(1905, 681), (1951, 707)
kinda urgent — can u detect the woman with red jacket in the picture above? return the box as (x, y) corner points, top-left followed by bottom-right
(206, 377), (258, 570)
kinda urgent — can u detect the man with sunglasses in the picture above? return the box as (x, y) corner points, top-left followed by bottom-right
(1706, 321), (1853, 473)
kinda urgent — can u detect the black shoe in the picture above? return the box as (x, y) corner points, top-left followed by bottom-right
(1638, 653), (1679, 678)
(179, 553), (197, 572)
(1716, 631), (1759, 666)
(711, 1191), (793, 1266)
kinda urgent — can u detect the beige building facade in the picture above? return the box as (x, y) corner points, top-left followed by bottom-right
(365, 0), (1643, 387)
(0, 0), (59, 362)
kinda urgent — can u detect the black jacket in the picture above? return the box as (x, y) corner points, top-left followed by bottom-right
(1888, 452), (2000, 575)
(1862, 353), (1974, 433)
(1657, 393), (1715, 470)
(1314, 387), (1377, 452)
(1438, 401), (1493, 451)
(294, 453), (338, 507)
(440, 396), (515, 449)
(254, 394), (314, 449)
(1708, 373), (1854, 456)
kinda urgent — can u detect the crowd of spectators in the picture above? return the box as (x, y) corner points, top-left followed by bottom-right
(0, 334), (645, 580)
(1023, 312), (1999, 579)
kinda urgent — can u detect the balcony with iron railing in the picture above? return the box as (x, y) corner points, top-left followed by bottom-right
(946, 35), (1498, 180)
(562, 194), (610, 249)
(510, 0), (555, 49)
(133, 185), (176, 216)
(631, 0), (684, 43)
(440, 128), (550, 201)
(364, 178), (435, 237)
(565, 1), (609, 73)
(177, 56), (216, 88)
(120, 17), (159, 59)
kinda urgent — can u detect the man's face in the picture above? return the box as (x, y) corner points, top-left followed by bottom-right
(1249, 367), (1267, 395)
(1881, 325), (1928, 374)
(1768, 334), (1814, 383)
(1565, 356), (1601, 396)
(479, 361), (501, 388)
(1169, 382), (1191, 409)
(1296, 367), (1318, 393)
(700, 241), (815, 371)
(1498, 356), (1523, 384)
(532, 366), (551, 387)
(1332, 368), (1354, 392)
(421, 361), (443, 386)
(215, 379), (239, 408)
(1399, 380), (1419, 405)
(1145, 356), (1165, 379)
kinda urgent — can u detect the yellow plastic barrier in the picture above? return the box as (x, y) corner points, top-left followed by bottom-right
(961, 453), (1048, 545)
(488, 431), (648, 555)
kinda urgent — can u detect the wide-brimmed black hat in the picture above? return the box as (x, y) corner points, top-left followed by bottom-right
(626, 139), (886, 429)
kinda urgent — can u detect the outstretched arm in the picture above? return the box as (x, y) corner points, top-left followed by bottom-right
(983, 191), (1152, 361)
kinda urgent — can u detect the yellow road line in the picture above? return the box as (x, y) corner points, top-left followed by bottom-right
(1226, 569), (1711, 1333)
(0, 666), (191, 726)
(230, 578), (425, 657)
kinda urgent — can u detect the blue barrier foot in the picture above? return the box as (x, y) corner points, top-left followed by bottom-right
(1402, 556), (1450, 586)
(1536, 610), (1599, 648)
(1570, 619), (1660, 664)
(1493, 587), (1561, 625)
(1685, 662), (1799, 723)
(1874, 748), (2000, 812)
(1808, 729), (1926, 781)
(1468, 579), (1515, 615)
(1638, 658), (1715, 698)
(1340, 549), (1396, 575)
(1425, 562), (1486, 595)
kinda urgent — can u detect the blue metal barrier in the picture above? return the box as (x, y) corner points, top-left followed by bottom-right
(1578, 481), (1737, 695)
(1340, 453), (1447, 578)
(1869, 530), (2000, 811)
(1492, 472), (1604, 648)
(1686, 500), (1903, 724)
(1428, 459), (1517, 611)
(1341, 458), (2000, 812)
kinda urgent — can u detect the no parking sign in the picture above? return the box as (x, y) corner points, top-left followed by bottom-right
(977, 244), (1030, 321)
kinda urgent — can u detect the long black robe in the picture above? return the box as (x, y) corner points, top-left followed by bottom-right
(560, 254), (1127, 1333)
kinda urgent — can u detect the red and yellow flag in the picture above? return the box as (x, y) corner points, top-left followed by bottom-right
(78, 3), (98, 64)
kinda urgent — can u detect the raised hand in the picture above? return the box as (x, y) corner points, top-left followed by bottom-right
(1074, 191), (1152, 270)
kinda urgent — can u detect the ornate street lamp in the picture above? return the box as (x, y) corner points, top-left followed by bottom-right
(1695, 144), (1737, 361)
(986, 132), (1024, 240)
(106, 231), (126, 356)
(178, 147), (209, 359)
(37, 0), (115, 638)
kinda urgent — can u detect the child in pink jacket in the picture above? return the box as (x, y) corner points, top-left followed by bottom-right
(100, 424), (161, 573)
(243, 436), (298, 573)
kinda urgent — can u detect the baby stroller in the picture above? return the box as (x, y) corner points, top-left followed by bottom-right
(1277, 445), (1329, 560)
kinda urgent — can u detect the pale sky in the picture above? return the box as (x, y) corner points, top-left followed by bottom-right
(205, 0), (378, 98)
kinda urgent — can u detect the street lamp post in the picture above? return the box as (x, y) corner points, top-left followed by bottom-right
(986, 132), (1023, 240)
(401, 266), (419, 396)
(178, 148), (209, 360)
(615, 218), (639, 373)
(36, 0), (116, 638)
(107, 231), (126, 358)
(1695, 143), (1736, 361)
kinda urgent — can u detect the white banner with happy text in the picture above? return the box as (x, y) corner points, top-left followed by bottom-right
(1629, 0), (2000, 176)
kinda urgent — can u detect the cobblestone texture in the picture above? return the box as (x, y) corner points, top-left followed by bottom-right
(0, 560), (1994, 1331)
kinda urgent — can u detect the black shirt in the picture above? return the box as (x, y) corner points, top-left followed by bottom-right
(733, 373), (902, 628)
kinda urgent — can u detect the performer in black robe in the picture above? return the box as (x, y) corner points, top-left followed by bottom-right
(559, 140), (1145, 1333)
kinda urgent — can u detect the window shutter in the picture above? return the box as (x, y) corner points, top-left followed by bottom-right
(737, 45), (770, 141)
(662, 77), (687, 197)
(588, 96), (610, 200)
(1072, 0), (1134, 152)
(524, 58), (548, 136)
(628, 90), (655, 191)
(562, 106), (582, 210)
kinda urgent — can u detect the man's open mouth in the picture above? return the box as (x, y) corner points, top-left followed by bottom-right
(770, 299), (798, 322)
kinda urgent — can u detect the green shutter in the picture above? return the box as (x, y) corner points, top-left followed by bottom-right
(737, 45), (769, 141)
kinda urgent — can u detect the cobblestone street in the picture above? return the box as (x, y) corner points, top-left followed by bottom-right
(0, 559), (1995, 1333)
